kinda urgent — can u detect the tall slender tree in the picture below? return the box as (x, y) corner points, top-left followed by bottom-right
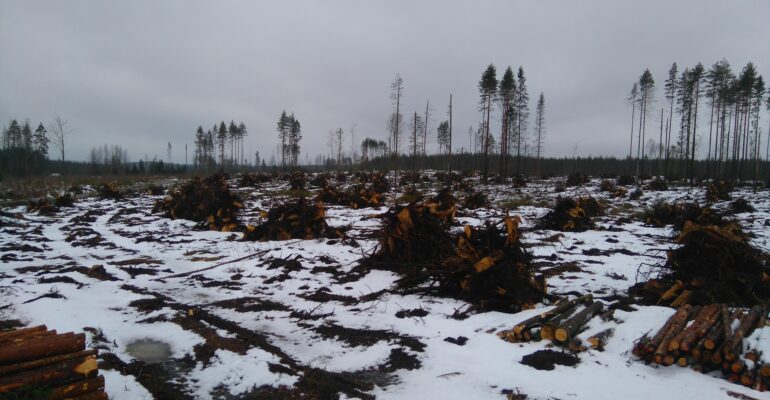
(663, 63), (678, 177)
(498, 66), (515, 179)
(636, 69), (655, 180)
(515, 67), (529, 175)
(628, 83), (639, 160)
(534, 92), (546, 176)
(478, 64), (497, 182)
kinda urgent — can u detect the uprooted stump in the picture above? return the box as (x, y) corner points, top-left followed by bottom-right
(153, 173), (242, 232)
(538, 197), (601, 232)
(630, 222), (770, 307)
(242, 197), (343, 241)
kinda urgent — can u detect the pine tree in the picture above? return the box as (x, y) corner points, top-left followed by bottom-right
(628, 83), (639, 160)
(637, 69), (655, 180)
(498, 66), (515, 178)
(276, 111), (289, 171)
(534, 92), (546, 176)
(33, 123), (49, 158)
(289, 115), (301, 167)
(663, 63), (678, 176)
(515, 67), (529, 175)
(478, 64), (497, 182)
(217, 121), (227, 170)
(238, 122), (247, 167)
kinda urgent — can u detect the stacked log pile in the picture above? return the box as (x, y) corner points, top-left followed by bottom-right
(498, 295), (610, 351)
(0, 325), (107, 399)
(633, 304), (770, 391)
(153, 173), (243, 232)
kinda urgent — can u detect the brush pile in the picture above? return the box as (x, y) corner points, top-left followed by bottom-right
(26, 195), (74, 216)
(288, 171), (306, 191)
(617, 175), (636, 186)
(309, 173), (332, 188)
(632, 303), (770, 391)
(423, 188), (457, 221)
(0, 325), (107, 399)
(643, 202), (730, 230)
(731, 198), (756, 213)
(399, 172), (427, 186)
(706, 179), (733, 203)
(153, 173), (242, 232)
(355, 171), (390, 193)
(498, 295), (610, 351)
(238, 173), (272, 187)
(243, 197), (341, 241)
(600, 180), (628, 198)
(630, 221), (770, 307)
(538, 197), (602, 232)
(365, 205), (545, 312)
(565, 172), (589, 187)
(462, 190), (489, 209)
(315, 185), (383, 209)
(97, 182), (122, 200)
(644, 179), (668, 191)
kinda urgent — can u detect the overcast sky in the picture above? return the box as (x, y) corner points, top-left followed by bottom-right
(1, 0), (769, 164)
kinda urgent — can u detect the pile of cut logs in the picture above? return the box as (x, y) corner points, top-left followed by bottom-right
(0, 325), (107, 399)
(498, 295), (615, 352)
(633, 304), (770, 391)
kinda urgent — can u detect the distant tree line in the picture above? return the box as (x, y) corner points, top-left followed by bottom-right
(628, 59), (768, 183)
(193, 120), (247, 172)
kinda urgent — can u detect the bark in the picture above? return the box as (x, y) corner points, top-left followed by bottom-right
(0, 354), (97, 393)
(680, 304), (721, 352)
(0, 333), (84, 365)
(725, 305), (762, 360)
(0, 350), (95, 376)
(653, 305), (693, 363)
(668, 305), (707, 351)
(587, 328), (614, 350)
(49, 375), (105, 400)
(540, 305), (578, 341)
(703, 318), (724, 350)
(510, 295), (593, 337)
(555, 301), (604, 343)
(0, 325), (47, 343)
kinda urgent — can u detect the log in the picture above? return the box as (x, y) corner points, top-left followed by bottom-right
(511, 295), (593, 336)
(0, 325), (47, 343)
(0, 354), (97, 393)
(0, 329), (57, 347)
(653, 305), (693, 363)
(726, 305), (762, 361)
(759, 364), (770, 377)
(555, 300), (604, 343)
(0, 333), (84, 366)
(680, 304), (721, 352)
(703, 318), (724, 350)
(540, 305), (578, 341)
(647, 305), (692, 354)
(740, 370), (755, 387)
(0, 350), (96, 376)
(49, 375), (105, 400)
(668, 305), (706, 352)
(67, 392), (109, 400)
(587, 328), (614, 350)
(731, 360), (746, 374)
(677, 356), (688, 367)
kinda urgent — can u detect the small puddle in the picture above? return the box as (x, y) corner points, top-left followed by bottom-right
(126, 339), (172, 364)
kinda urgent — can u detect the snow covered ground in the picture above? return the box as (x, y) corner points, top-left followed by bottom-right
(1, 173), (769, 399)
